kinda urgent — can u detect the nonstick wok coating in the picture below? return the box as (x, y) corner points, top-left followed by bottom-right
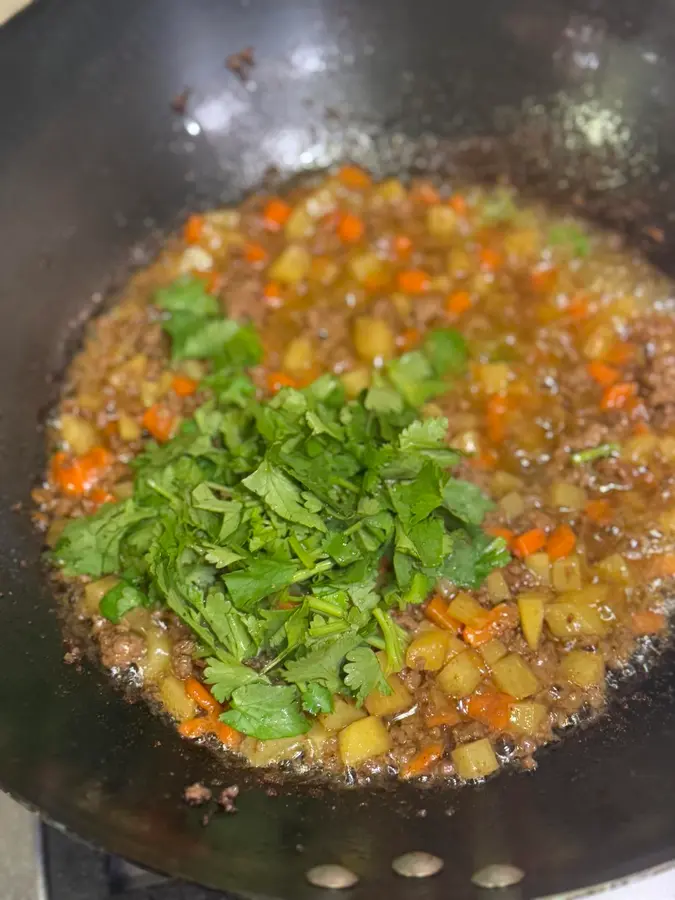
(3, 1), (675, 897)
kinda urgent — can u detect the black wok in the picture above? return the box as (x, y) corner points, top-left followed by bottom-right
(2, 1), (675, 897)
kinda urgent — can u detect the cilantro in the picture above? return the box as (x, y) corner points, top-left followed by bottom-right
(219, 683), (310, 739)
(99, 582), (148, 623)
(571, 443), (619, 465)
(481, 187), (517, 223)
(52, 277), (509, 741)
(548, 223), (590, 258)
(344, 646), (390, 705)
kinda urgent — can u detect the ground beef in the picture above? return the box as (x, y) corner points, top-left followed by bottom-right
(171, 638), (195, 680)
(217, 785), (239, 813)
(97, 622), (146, 670)
(632, 313), (675, 427)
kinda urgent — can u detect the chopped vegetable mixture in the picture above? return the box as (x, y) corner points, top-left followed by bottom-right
(34, 168), (675, 783)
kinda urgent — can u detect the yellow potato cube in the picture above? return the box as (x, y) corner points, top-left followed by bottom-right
(559, 650), (605, 688)
(517, 593), (546, 650)
(451, 738), (499, 780)
(437, 650), (483, 698)
(491, 653), (539, 700)
(406, 631), (450, 672)
(338, 716), (391, 767)
(364, 673), (412, 717)
(320, 697), (366, 733)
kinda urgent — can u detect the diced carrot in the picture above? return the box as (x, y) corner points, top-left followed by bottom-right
(486, 394), (510, 443)
(585, 498), (612, 524)
(486, 527), (514, 545)
(392, 234), (413, 258)
(263, 280), (284, 308)
(587, 361), (619, 387)
(195, 270), (222, 294)
(462, 603), (517, 647)
(266, 371), (298, 394)
(213, 719), (243, 748)
(171, 374), (199, 397)
(424, 707), (462, 728)
(424, 595), (461, 632)
(337, 165), (371, 190)
(470, 448), (499, 470)
(183, 214), (205, 245)
(479, 247), (503, 271)
(412, 181), (440, 205)
(605, 341), (637, 366)
(601, 381), (637, 411)
(141, 404), (177, 443)
(397, 269), (430, 294)
(262, 198), (292, 230)
(449, 194), (467, 215)
(401, 742), (445, 779)
(337, 212), (365, 243)
(244, 241), (268, 265)
(396, 327), (421, 351)
(101, 420), (118, 439)
(49, 452), (85, 495)
(631, 610), (667, 635)
(530, 266), (558, 293)
(445, 290), (472, 318)
(89, 488), (116, 507)
(648, 554), (675, 578)
(178, 716), (211, 739)
(466, 690), (515, 731)
(546, 524), (576, 560)
(633, 420), (651, 436)
(565, 295), (589, 320)
(512, 528), (547, 558)
(185, 677), (221, 715)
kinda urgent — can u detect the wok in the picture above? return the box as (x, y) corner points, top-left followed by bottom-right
(2, 0), (675, 897)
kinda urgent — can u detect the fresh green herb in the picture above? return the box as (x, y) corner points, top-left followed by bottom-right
(52, 279), (507, 740)
(481, 187), (517, 223)
(548, 223), (590, 258)
(571, 443), (620, 465)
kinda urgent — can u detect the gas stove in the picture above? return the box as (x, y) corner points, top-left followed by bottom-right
(2, 791), (674, 900)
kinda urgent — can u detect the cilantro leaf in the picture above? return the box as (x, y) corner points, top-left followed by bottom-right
(344, 646), (390, 705)
(155, 277), (219, 317)
(548, 223), (590, 258)
(283, 632), (361, 693)
(442, 478), (493, 525)
(203, 656), (267, 702)
(243, 459), (326, 532)
(219, 683), (310, 739)
(99, 582), (148, 623)
(301, 682), (334, 715)
(423, 329), (468, 376)
(223, 558), (298, 610)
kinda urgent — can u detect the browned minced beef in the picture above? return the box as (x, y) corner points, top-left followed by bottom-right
(632, 313), (675, 428)
(184, 783), (212, 806)
(217, 785), (239, 813)
(171, 639), (195, 680)
(95, 621), (146, 670)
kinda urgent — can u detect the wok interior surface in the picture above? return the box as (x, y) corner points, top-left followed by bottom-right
(3, 0), (675, 897)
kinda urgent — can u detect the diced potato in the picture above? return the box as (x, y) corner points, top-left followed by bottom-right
(141, 629), (172, 682)
(558, 584), (609, 607)
(449, 429), (480, 454)
(526, 553), (551, 586)
(478, 362), (512, 395)
(545, 602), (608, 639)
(390, 292), (411, 318)
(559, 650), (605, 688)
(320, 697), (366, 733)
(451, 738), (499, 780)
(486, 570), (511, 603)
(518, 593), (546, 650)
(552, 554), (583, 592)
(245, 736), (306, 767)
(352, 317), (395, 362)
(437, 650), (483, 698)
(160, 675), (195, 721)
(60, 414), (99, 455)
(491, 470), (524, 498)
(550, 481), (587, 511)
(269, 244), (311, 283)
(583, 324), (615, 360)
(499, 491), (525, 521)
(284, 205), (316, 240)
(659, 436), (675, 463)
(596, 553), (631, 585)
(365, 673), (412, 717)
(82, 576), (120, 616)
(373, 178), (407, 204)
(307, 722), (330, 755)
(504, 227), (540, 258)
(445, 634), (468, 660)
(659, 508), (675, 534)
(305, 185), (338, 219)
(205, 208), (240, 229)
(283, 336), (315, 375)
(179, 246), (213, 274)
(509, 701), (547, 734)
(340, 367), (371, 398)
(349, 251), (385, 285)
(118, 414), (141, 442)
(622, 434), (658, 464)
(427, 205), (458, 239)
(491, 654), (539, 700)
(447, 247), (472, 277)
(338, 716), (391, 767)
(406, 631), (450, 671)
(447, 593), (488, 626)
(309, 256), (340, 286)
(479, 638), (508, 666)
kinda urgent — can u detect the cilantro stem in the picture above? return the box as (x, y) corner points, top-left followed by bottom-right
(571, 443), (620, 465)
(308, 597), (345, 618)
(333, 477), (360, 495)
(289, 533), (315, 569)
(366, 636), (386, 650)
(146, 479), (178, 503)
(292, 560), (333, 584)
(309, 620), (349, 638)
(373, 607), (406, 672)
